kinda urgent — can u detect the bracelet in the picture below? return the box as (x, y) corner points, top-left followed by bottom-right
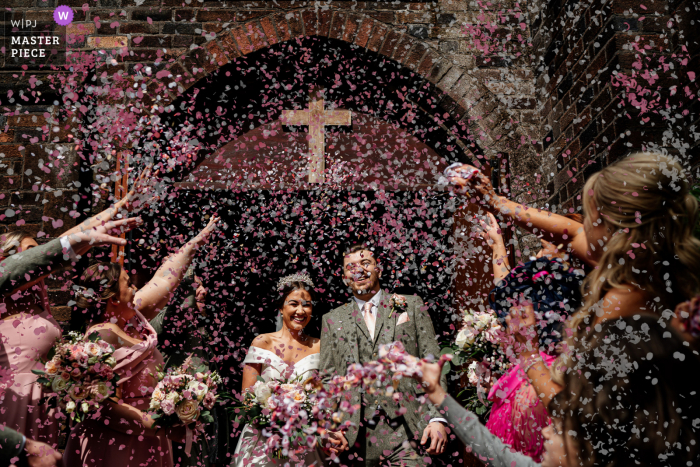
(519, 355), (542, 374)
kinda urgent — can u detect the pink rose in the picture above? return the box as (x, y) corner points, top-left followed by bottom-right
(202, 391), (216, 410)
(161, 398), (175, 415)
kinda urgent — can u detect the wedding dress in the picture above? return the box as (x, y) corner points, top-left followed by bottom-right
(230, 346), (325, 467)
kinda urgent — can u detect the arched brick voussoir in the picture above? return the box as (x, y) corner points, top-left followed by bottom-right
(139, 6), (515, 151)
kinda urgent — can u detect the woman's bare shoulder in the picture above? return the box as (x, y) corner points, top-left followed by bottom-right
(250, 333), (274, 351)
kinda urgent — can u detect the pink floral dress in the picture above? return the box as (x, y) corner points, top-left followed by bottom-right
(63, 311), (172, 467)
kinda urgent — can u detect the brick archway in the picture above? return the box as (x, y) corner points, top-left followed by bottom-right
(136, 7), (521, 157)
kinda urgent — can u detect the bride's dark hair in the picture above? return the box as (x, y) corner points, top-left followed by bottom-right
(275, 281), (317, 311)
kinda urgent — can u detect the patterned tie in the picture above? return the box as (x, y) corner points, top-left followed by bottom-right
(363, 301), (376, 340)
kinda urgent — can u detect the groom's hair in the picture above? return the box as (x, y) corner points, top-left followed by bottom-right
(343, 242), (377, 259)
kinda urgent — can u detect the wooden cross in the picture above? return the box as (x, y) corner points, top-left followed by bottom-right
(280, 86), (352, 183)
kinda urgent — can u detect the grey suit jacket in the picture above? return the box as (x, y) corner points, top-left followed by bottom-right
(0, 238), (66, 296)
(319, 289), (448, 447)
(0, 427), (25, 464)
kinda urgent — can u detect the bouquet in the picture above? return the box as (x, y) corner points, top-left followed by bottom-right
(232, 366), (336, 460)
(32, 331), (118, 422)
(230, 361), (369, 462)
(440, 309), (511, 417)
(149, 356), (221, 442)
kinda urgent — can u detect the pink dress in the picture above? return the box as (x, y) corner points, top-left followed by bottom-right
(485, 352), (555, 461)
(63, 312), (173, 467)
(0, 309), (62, 446)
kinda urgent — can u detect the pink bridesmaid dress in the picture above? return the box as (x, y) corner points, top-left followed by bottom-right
(485, 352), (556, 462)
(0, 284), (62, 446)
(63, 311), (173, 467)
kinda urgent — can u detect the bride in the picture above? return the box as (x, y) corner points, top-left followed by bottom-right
(231, 272), (325, 466)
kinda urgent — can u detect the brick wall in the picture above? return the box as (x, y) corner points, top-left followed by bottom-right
(531, 0), (700, 213)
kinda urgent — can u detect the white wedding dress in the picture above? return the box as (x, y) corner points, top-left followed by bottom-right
(231, 346), (325, 467)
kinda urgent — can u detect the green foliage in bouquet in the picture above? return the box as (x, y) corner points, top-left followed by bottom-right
(440, 310), (511, 422)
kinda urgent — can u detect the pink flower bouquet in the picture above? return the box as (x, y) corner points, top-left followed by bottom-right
(148, 356), (221, 435)
(32, 331), (118, 422)
(231, 366), (360, 461)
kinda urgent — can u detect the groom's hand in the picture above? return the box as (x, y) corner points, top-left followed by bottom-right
(421, 422), (447, 455)
(325, 431), (349, 454)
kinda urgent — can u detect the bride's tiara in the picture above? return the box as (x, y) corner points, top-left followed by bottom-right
(277, 272), (314, 292)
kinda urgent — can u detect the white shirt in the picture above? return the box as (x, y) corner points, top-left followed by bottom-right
(352, 289), (446, 426)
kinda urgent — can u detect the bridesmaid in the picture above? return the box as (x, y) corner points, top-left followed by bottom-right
(63, 216), (220, 467)
(0, 168), (153, 448)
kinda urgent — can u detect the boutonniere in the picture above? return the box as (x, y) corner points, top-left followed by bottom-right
(389, 294), (407, 318)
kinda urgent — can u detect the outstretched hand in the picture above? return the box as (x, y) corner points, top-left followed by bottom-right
(190, 215), (221, 247)
(117, 164), (160, 213)
(324, 430), (349, 455)
(477, 212), (503, 247)
(11, 438), (63, 467)
(66, 217), (142, 257)
(446, 164), (499, 208)
(410, 357), (450, 406)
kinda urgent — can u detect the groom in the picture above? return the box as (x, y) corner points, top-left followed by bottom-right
(320, 243), (448, 466)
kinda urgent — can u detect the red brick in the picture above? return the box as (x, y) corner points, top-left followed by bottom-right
(0, 145), (22, 158)
(274, 13), (291, 42)
(260, 16), (279, 46)
(0, 131), (15, 143)
(287, 11), (304, 38)
(367, 23), (388, 53)
(343, 14), (362, 43)
(231, 26), (253, 55)
(196, 10), (235, 22)
(244, 22), (269, 52)
(302, 10), (318, 37)
(318, 9), (333, 37)
(236, 11), (272, 22)
(392, 34), (414, 63)
(379, 29), (402, 58)
(403, 42), (428, 70)
(9, 115), (47, 127)
(417, 50), (439, 77)
(329, 12), (347, 40)
(203, 39), (228, 71)
(354, 17), (374, 48)
(219, 30), (243, 60)
(367, 11), (394, 23)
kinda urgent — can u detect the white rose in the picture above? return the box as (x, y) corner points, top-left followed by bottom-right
(51, 377), (68, 393)
(93, 381), (111, 399)
(253, 382), (272, 405)
(152, 388), (165, 402)
(455, 329), (469, 348)
(187, 381), (208, 401)
(166, 391), (180, 404)
(476, 313), (492, 329)
(66, 401), (76, 413)
(81, 401), (90, 413)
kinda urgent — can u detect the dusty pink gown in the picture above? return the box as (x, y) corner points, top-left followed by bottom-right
(485, 352), (555, 461)
(63, 311), (173, 467)
(0, 284), (62, 447)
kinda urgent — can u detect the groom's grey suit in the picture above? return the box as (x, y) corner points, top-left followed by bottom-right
(319, 289), (447, 466)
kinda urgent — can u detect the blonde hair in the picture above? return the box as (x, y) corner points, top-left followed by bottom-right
(0, 231), (34, 259)
(73, 262), (123, 326)
(571, 151), (700, 331)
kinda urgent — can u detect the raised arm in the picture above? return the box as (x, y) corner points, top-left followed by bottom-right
(134, 216), (219, 320)
(477, 212), (511, 284)
(60, 166), (157, 239)
(1, 218), (138, 297)
(449, 165), (593, 267)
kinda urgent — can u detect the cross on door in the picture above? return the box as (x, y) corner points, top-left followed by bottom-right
(281, 86), (352, 183)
